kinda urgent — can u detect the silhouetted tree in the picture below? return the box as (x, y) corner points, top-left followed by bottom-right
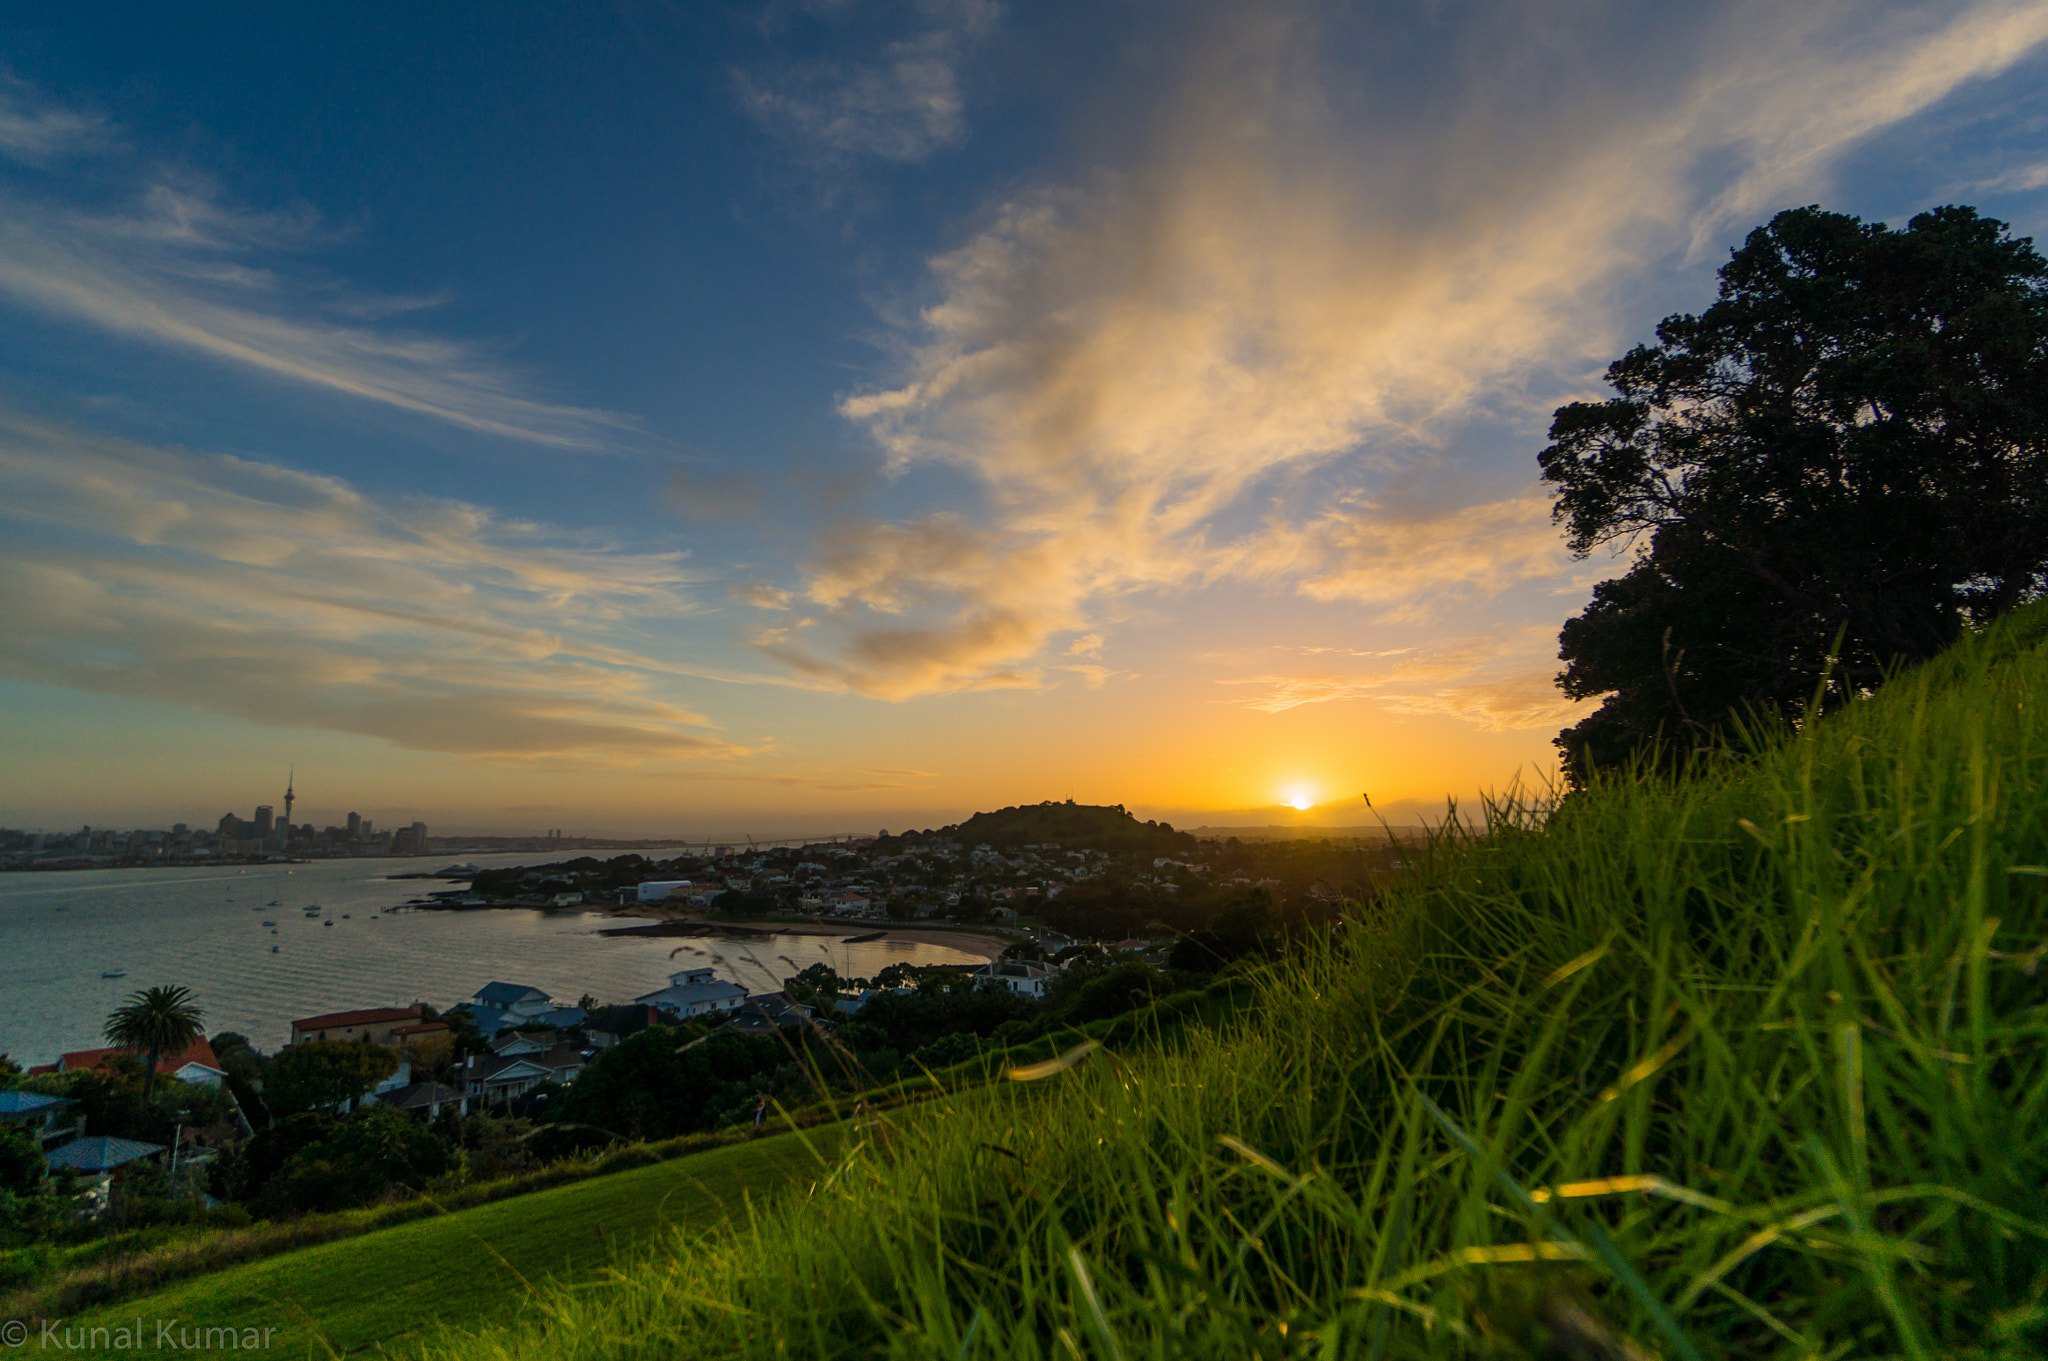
(1542, 205), (2048, 782)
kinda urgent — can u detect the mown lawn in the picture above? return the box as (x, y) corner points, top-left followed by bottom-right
(52, 1123), (848, 1358)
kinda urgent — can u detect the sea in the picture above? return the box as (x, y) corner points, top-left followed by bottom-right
(0, 853), (987, 1065)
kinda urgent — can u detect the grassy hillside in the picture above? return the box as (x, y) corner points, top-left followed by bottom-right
(55, 1124), (847, 1358)
(395, 600), (2048, 1360)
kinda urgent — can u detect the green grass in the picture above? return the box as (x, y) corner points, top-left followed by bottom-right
(384, 600), (2048, 1360)
(53, 1124), (848, 1357)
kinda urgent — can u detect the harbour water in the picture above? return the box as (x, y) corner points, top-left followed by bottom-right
(0, 854), (987, 1064)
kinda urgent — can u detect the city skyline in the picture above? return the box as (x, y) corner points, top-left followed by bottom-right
(2, 3), (2046, 833)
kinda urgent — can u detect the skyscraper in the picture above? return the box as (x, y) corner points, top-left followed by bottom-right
(347, 811), (361, 838)
(282, 770), (295, 844)
(254, 805), (273, 837)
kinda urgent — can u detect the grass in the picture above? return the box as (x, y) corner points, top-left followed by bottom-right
(381, 600), (2048, 1360)
(52, 1123), (848, 1357)
(2, 1119), (850, 1323)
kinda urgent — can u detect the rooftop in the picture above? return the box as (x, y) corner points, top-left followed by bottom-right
(46, 1134), (165, 1172)
(57, 1036), (221, 1078)
(291, 1006), (422, 1032)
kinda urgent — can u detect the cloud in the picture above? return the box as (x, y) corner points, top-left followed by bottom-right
(1223, 491), (1575, 619)
(736, 0), (1001, 163)
(0, 72), (109, 165)
(0, 411), (745, 767)
(0, 87), (625, 447)
(730, 580), (796, 609)
(796, 0), (2048, 700)
(1217, 630), (1593, 732)
(1964, 159), (2048, 193)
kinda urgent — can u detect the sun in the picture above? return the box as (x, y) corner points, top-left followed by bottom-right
(1283, 787), (1317, 811)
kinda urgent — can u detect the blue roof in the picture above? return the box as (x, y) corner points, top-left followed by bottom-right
(0, 1091), (73, 1116)
(47, 1134), (164, 1172)
(475, 982), (549, 1005)
(535, 1006), (586, 1027)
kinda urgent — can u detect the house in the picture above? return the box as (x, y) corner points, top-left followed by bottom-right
(470, 982), (555, 1022)
(0, 1092), (79, 1147)
(373, 1081), (469, 1120)
(531, 1044), (588, 1085)
(49, 1037), (227, 1088)
(831, 987), (915, 1018)
(489, 1029), (556, 1058)
(972, 960), (1051, 999)
(728, 992), (813, 1035)
(634, 880), (723, 905)
(288, 1006), (423, 1048)
(390, 1020), (451, 1046)
(459, 1053), (558, 1107)
(635, 967), (747, 1021)
(46, 1135), (165, 1176)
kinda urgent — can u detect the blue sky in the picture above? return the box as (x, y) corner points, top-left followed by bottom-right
(3, 1), (2046, 837)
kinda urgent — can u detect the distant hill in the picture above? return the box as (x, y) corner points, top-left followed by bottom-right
(927, 801), (1196, 856)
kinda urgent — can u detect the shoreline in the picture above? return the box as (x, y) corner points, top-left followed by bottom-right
(385, 898), (1012, 964)
(595, 914), (1009, 962)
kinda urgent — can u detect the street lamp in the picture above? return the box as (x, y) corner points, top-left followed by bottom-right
(169, 1107), (191, 1179)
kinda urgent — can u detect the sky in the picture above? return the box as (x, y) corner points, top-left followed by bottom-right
(2, 0), (2046, 839)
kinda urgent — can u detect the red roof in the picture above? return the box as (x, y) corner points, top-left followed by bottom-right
(59, 1036), (222, 1077)
(391, 1021), (450, 1039)
(290, 1007), (422, 1032)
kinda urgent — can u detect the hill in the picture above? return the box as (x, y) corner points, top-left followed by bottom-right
(921, 800), (1197, 856)
(57, 1125), (846, 1358)
(394, 600), (2048, 1359)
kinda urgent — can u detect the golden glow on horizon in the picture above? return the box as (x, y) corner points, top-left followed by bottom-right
(1284, 787), (1317, 811)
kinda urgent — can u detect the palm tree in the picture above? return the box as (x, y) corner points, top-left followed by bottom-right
(103, 986), (205, 1101)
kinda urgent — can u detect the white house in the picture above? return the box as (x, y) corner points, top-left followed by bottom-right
(973, 960), (1051, 999)
(635, 967), (748, 1020)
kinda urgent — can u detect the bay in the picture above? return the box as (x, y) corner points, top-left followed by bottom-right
(0, 853), (987, 1063)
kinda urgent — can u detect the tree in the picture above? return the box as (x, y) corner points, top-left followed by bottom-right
(1541, 205), (2048, 783)
(549, 1025), (782, 1140)
(103, 986), (204, 1102)
(261, 1040), (398, 1117)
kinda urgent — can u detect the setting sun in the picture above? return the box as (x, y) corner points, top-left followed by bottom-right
(1284, 788), (1317, 811)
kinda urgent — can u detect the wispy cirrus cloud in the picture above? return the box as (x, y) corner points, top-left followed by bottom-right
(736, 0), (1001, 164)
(1217, 629), (1593, 732)
(0, 72), (109, 165)
(0, 79), (627, 448)
(0, 411), (738, 767)
(772, 0), (2048, 706)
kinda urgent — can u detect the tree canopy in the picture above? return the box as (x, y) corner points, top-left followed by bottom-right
(1541, 205), (2048, 781)
(103, 985), (205, 1101)
(262, 1040), (398, 1117)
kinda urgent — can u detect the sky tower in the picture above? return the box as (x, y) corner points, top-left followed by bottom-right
(282, 768), (295, 842)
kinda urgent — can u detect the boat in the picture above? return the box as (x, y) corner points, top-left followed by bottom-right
(262, 920), (275, 926)
(267, 899), (280, 906)
(341, 914), (351, 919)
(324, 920), (334, 927)
(100, 969), (126, 979)
(270, 945), (280, 953)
